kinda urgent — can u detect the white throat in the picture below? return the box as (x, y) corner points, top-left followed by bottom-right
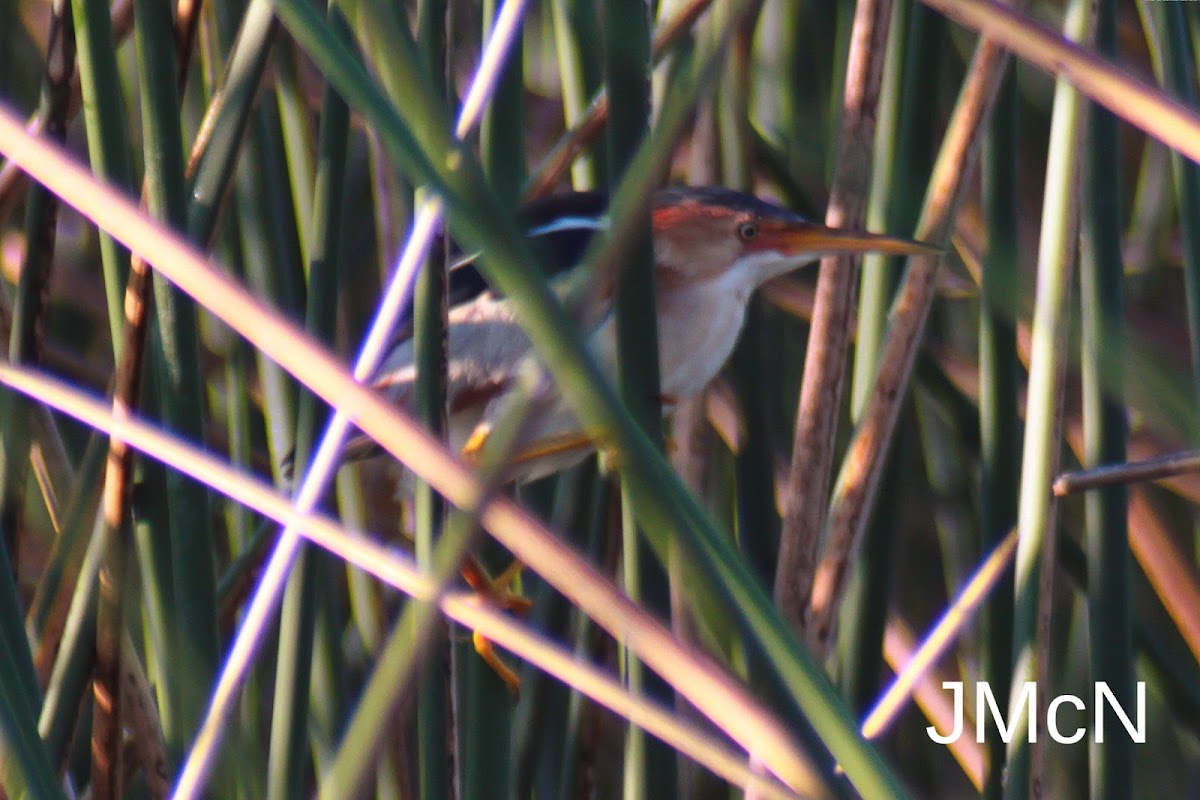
(730, 250), (820, 293)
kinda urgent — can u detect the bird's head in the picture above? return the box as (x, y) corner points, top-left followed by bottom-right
(651, 187), (939, 289)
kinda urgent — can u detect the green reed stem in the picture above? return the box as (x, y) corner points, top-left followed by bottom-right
(550, 0), (605, 188)
(1005, 1), (1090, 795)
(412, 0), (451, 796)
(134, 0), (221, 760)
(604, 0), (676, 795)
(979, 55), (1019, 800)
(1081, 1), (1133, 797)
(268, 9), (351, 796)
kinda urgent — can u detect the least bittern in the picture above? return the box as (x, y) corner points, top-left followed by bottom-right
(372, 186), (938, 690)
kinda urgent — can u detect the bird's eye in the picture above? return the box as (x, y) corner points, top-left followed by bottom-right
(737, 222), (758, 241)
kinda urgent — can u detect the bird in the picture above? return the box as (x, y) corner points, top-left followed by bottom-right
(373, 186), (937, 479)
(369, 185), (939, 690)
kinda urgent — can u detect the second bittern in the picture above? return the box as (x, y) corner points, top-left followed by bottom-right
(371, 186), (938, 690)
(374, 186), (937, 477)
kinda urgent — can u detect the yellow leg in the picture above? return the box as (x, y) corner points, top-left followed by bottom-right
(509, 431), (597, 466)
(454, 426), (595, 693)
(472, 630), (521, 694)
(460, 422), (597, 471)
(461, 424), (493, 464)
(461, 555), (530, 693)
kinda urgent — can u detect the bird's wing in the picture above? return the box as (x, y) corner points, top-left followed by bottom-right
(359, 190), (618, 462)
(384, 202), (598, 340)
(376, 191), (614, 382)
(372, 293), (531, 408)
(445, 190), (610, 295)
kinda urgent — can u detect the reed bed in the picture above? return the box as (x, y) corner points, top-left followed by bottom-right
(1, 1), (1199, 798)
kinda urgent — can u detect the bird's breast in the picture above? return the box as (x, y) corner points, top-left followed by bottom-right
(653, 275), (752, 401)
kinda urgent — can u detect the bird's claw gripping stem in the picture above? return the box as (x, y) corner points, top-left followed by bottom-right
(461, 556), (529, 694)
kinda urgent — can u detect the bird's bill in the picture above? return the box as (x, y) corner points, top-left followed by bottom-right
(756, 221), (940, 258)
